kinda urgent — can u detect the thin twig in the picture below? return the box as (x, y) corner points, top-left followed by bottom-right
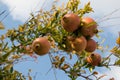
(0, 7), (16, 22)
(0, 10), (6, 16)
(96, 8), (120, 22)
(98, 16), (120, 23)
(48, 53), (58, 80)
(33, 72), (38, 80)
(45, 66), (53, 75)
(102, 53), (113, 63)
(78, 74), (93, 80)
(24, 0), (46, 24)
(98, 23), (120, 28)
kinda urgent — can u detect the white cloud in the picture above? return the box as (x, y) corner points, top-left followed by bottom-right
(0, 0), (120, 80)
(78, 0), (120, 36)
(102, 67), (120, 80)
(81, 0), (120, 36)
(1, 0), (120, 25)
(80, 1), (120, 79)
(1, 0), (46, 22)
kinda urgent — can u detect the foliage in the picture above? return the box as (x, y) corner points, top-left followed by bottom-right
(0, 0), (120, 80)
(0, 22), (5, 29)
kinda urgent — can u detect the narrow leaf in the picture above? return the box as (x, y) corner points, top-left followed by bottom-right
(0, 22), (5, 29)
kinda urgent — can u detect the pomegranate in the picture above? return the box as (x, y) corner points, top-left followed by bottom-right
(72, 36), (87, 52)
(32, 37), (50, 56)
(86, 53), (101, 66)
(80, 17), (98, 37)
(61, 13), (80, 32)
(85, 39), (97, 52)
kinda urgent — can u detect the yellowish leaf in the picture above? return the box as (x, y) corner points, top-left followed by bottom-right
(0, 22), (5, 29)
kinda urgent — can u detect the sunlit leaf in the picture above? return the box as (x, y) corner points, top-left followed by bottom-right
(115, 59), (120, 65)
(3, 64), (13, 71)
(111, 46), (120, 58)
(0, 22), (5, 30)
(116, 37), (120, 45)
(3, 48), (15, 59)
(84, 2), (93, 13)
(18, 26), (24, 32)
(0, 35), (5, 40)
(28, 76), (32, 80)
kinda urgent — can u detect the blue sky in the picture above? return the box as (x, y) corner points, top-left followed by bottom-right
(0, 0), (120, 80)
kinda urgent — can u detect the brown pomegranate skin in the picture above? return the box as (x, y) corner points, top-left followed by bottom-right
(86, 53), (101, 66)
(85, 39), (97, 52)
(32, 37), (50, 56)
(61, 13), (80, 32)
(80, 17), (97, 37)
(72, 36), (87, 52)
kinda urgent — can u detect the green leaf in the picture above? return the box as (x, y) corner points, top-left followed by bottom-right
(111, 46), (120, 58)
(2, 42), (8, 50)
(3, 48), (15, 60)
(115, 59), (120, 65)
(10, 66), (13, 73)
(89, 66), (95, 72)
(3, 64), (13, 71)
(89, 67), (93, 72)
(84, 2), (93, 13)
(0, 35), (5, 40)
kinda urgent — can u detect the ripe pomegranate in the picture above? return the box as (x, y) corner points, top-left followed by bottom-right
(32, 37), (50, 56)
(80, 17), (98, 37)
(61, 13), (80, 32)
(86, 53), (101, 66)
(72, 36), (87, 52)
(85, 39), (97, 52)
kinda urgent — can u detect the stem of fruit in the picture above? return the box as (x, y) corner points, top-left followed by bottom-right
(63, 17), (69, 23)
(48, 53), (58, 80)
(94, 29), (98, 34)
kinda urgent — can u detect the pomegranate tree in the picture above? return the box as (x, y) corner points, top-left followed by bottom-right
(1, 0), (119, 80)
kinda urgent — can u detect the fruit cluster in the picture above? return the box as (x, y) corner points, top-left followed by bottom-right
(61, 13), (101, 66)
(30, 12), (101, 66)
